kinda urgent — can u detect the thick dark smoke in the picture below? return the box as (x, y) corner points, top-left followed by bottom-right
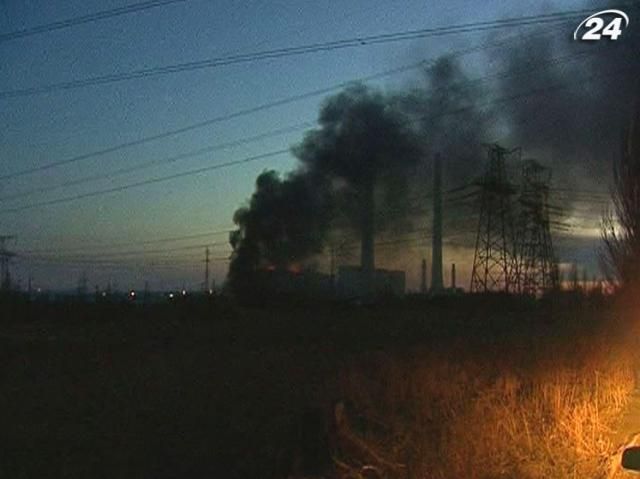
(228, 84), (430, 296)
(482, 2), (640, 271)
(293, 84), (424, 235)
(227, 170), (332, 295)
(494, 2), (640, 200)
(228, 85), (425, 296)
(228, 3), (640, 293)
(401, 56), (491, 187)
(399, 56), (491, 250)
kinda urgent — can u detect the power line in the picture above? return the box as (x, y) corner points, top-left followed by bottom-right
(0, 8), (597, 100)
(0, 149), (289, 214)
(16, 186), (475, 255)
(18, 229), (234, 255)
(22, 256), (223, 266)
(23, 242), (219, 261)
(8, 208), (602, 269)
(0, 0), (189, 43)
(0, 45), (605, 203)
(0, 69), (409, 181)
(327, 229), (471, 255)
(1, 64), (633, 215)
(0, 123), (312, 202)
(22, 257), (229, 268)
(18, 192), (593, 268)
(19, 187), (460, 256)
(20, 186), (476, 261)
(25, 246), (232, 262)
(549, 187), (610, 198)
(0, 22), (569, 181)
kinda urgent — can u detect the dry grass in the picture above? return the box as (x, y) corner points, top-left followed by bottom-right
(336, 331), (636, 478)
(1, 298), (638, 478)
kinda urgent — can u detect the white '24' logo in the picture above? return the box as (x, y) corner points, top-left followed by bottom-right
(574, 9), (630, 41)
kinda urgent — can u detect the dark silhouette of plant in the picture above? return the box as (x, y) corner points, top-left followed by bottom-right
(601, 100), (640, 289)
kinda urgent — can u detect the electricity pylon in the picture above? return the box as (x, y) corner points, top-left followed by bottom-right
(516, 160), (558, 295)
(470, 145), (520, 293)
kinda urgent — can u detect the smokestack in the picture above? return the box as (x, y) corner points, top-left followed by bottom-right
(451, 263), (456, 290)
(361, 178), (375, 297)
(431, 154), (444, 292)
(421, 259), (428, 294)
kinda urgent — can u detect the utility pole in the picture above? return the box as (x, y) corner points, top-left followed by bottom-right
(431, 154), (444, 293)
(204, 246), (210, 293)
(470, 145), (520, 293)
(0, 235), (16, 292)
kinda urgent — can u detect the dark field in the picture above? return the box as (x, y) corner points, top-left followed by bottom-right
(0, 295), (636, 478)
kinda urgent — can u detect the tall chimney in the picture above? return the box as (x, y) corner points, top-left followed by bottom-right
(361, 178), (375, 298)
(421, 259), (428, 294)
(451, 263), (456, 290)
(431, 154), (444, 292)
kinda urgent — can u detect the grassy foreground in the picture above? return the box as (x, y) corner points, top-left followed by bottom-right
(0, 295), (636, 478)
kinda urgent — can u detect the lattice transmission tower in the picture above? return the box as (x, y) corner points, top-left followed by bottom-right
(470, 145), (520, 293)
(515, 160), (558, 295)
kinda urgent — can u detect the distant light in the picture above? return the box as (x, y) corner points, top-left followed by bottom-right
(208, 289), (214, 295)
(129, 290), (136, 298)
(36, 288), (42, 293)
(181, 289), (187, 296)
(168, 293), (174, 299)
(102, 292), (107, 297)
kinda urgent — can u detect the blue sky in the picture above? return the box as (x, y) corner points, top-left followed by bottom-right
(0, 0), (606, 291)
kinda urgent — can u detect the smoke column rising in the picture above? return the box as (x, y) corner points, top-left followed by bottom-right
(228, 3), (640, 292)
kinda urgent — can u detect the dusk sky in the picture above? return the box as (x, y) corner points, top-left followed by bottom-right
(0, 0), (616, 291)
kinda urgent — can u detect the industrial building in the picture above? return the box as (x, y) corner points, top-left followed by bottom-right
(336, 266), (405, 299)
(256, 268), (334, 297)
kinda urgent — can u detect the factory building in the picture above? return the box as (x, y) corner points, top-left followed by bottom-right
(336, 266), (405, 299)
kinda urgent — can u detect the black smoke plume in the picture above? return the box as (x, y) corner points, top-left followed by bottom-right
(228, 2), (640, 293)
(293, 84), (424, 236)
(400, 56), (491, 187)
(227, 170), (332, 297)
(493, 3), (640, 205)
(228, 84), (424, 297)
